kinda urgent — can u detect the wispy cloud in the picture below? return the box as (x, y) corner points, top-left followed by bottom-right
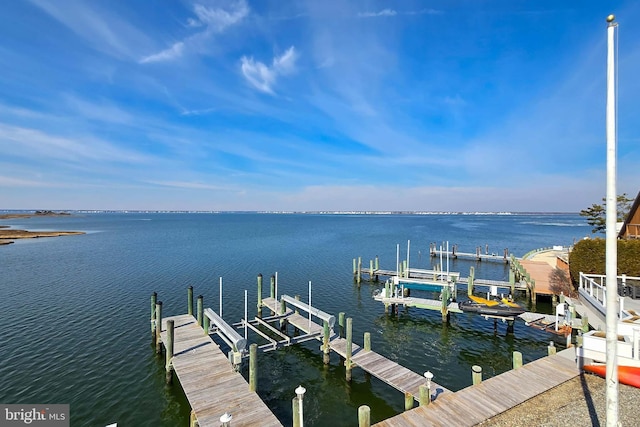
(147, 180), (233, 191)
(140, 42), (185, 64)
(241, 46), (298, 94)
(0, 175), (57, 188)
(357, 8), (441, 18)
(140, 0), (249, 64)
(0, 123), (151, 164)
(189, 1), (249, 30)
(358, 9), (397, 18)
(28, 0), (151, 60)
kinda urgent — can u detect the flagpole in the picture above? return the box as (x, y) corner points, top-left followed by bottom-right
(605, 13), (618, 427)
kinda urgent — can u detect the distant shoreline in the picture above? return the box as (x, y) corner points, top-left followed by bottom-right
(0, 212), (85, 245)
(1, 210), (580, 215)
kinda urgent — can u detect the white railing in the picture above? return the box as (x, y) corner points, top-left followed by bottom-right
(578, 272), (640, 317)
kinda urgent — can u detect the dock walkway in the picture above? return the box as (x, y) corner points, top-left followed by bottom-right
(262, 298), (450, 401)
(160, 314), (282, 427)
(373, 350), (579, 426)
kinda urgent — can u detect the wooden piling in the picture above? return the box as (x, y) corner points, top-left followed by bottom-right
(548, 341), (556, 356)
(364, 332), (371, 352)
(166, 319), (174, 384)
(323, 320), (330, 365)
(468, 267), (475, 295)
(357, 257), (362, 284)
(280, 298), (288, 331)
(531, 279), (537, 304)
(189, 410), (198, 427)
(375, 256), (379, 270)
(404, 392), (413, 411)
(203, 315), (210, 336)
(472, 365), (482, 385)
(419, 384), (430, 406)
(339, 312), (345, 338)
(512, 351), (522, 370)
(441, 285), (450, 323)
(187, 286), (193, 316)
(292, 397), (301, 427)
(257, 274), (263, 308)
(345, 317), (353, 382)
(369, 259), (374, 280)
(155, 301), (163, 354)
(581, 316), (589, 333)
(197, 295), (203, 327)
(353, 258), (357, 276)
(358, 405), (371, 427)
(151, 292), (157, 340)
(249, 343), (258, 392)
(270, 275), (275, 299)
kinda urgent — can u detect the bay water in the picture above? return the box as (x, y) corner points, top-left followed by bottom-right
(0, 212), (590, 426)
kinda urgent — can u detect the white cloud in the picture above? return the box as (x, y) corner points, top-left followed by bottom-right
(241, 46), (298, 94)
(146, 180), (232, 191)
(192, 1), (249, 31)
(358, 9), (397, 18)
(0, 175), (56, 188)
(357, 8), (442, 18)
(0, 123), (151, 164)
(140, 42), (185, 64)
(28, 0), (152, 60)
(140, 0), (249, 64)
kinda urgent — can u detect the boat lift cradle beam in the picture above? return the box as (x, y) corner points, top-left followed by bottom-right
(280, 294), (336, 329)
(204, 308), (248, 352)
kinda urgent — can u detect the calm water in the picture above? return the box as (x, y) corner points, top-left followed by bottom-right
(0, 213), (590, 426)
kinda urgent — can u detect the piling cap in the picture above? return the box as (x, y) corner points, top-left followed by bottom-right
(606, 14), (615, 23)
(424, 371), (434, 380)
(295, 385), (306, 398)
(220, 412), (232, 422)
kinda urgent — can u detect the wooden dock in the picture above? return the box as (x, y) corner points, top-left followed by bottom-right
(360, 268), (527, 293)
(373, 350), (579, 426)
(262, 298), (450, 402)
(430, 247), (512, 263)
(160, 314), (282, 427)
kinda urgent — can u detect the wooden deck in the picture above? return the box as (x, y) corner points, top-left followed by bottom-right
(519, 259), (554, 296)
(372, 351), (579, 426)
(160, 314), (282, 427)
(262, 298), (450, 402)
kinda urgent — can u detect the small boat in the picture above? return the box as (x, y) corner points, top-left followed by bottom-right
(583, 364), (640, 389)
(459, 295), (526, 317)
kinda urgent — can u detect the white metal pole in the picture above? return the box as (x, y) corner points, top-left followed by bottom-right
(219, 277), (223, 317)
(396, 244), (400, 277)
(407, 240), (411, 278)
(244, 289), (248, 340)
(605, 14), (619, 427)
(275, 271), (279, 313)
(308, 281), (312, 332)
(446, 241), (450, 281)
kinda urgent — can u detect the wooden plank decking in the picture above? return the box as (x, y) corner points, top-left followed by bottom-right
(160, 314), (282, 427)
(262, 298), (450, 402)
(519, 259), (554, 296)
(373, 351), (580, 426)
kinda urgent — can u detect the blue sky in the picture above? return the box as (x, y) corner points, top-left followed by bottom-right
(1, 0), (639, 212)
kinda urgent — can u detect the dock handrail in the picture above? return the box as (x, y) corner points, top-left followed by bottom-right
(204, 308), (248, 352)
